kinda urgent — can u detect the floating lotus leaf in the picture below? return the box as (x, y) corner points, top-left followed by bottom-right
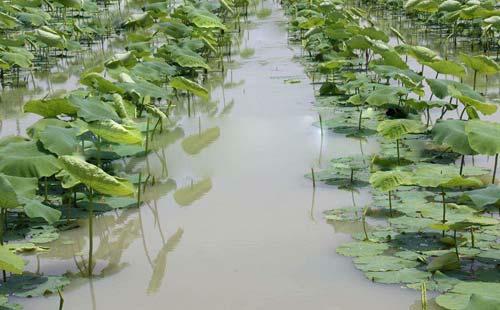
(59, 156), (135, 196)
(336, 241), (389, 257)
(26, 225), (59, 244)
(464, 120), (500, 156)
(377, 119), (425, 140)
(23, 97), (77, 118)
(365, 268), (431, 284)
(0, 275), (69, 298)
(170, 76), (209, 99)
(436, 282), (500, 310)
(354, 255), (419, 272)
(0, 246), (24, 275)
(432, 120), (475, 155)
(463, 294), (500, 310)
(87, 120), (143, 145)
(173, 178), (212, 206)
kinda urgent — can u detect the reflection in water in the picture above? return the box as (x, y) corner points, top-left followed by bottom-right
(181, 127), (221, 155)
(173, 178), (213, 207)
(147, 228), (183, 294)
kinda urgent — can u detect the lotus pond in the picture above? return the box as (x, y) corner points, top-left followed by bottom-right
(0, 0), (498, 309)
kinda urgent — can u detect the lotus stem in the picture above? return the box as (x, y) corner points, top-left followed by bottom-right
(441, 188), (446, 237)
(470, 228), (475, 248)
(396, 139), (400, 165)
(311, 168), (316, 189)
(453, 230), (459, 259)
(362, 207), (369, 241)
(145, 117), (150, 155)
(358, 108), (363, 131)
(459, 154), (465, 175)
(58, 288), (64, 310)
(350, 168), (354, 184)
(87, 187), (94, 278)
(492, 153), (498, 184)
(44, 177), (49, 202)
(472, 70), (477, 90)
(0, 209), (6, 282)
(137, 173), (142, 208)
(421, 282), (427, 310)
(318, 113), (323, 136)
(388, 190), (393, 217)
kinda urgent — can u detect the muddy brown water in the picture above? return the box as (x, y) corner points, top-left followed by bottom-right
(8, 2), (492, 309)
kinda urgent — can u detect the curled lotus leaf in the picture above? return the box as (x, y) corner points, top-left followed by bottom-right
(377, 119), (425, 140)
(369, 170), (412, 192)
(464, 120), (500, 156)
(58, 156), (135, 196)
(87, 120), (143, 145)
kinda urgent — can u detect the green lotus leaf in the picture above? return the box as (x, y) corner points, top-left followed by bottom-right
(80, 72), (125, 94)
(0, 174), (38, 211)
(365, 86), (407, 106)
(465, 120), (500, 155)
(122, 12), (154, 29)
(449, 216), (498, 230)
(23, 199), (61, 224)
(169, 76), (209, 99)
(365, 268), (431, 284)
(432, 120), (475, 155)
(87, 120), (143, 145)
(336, 241), (389, 257)
(396, 44), (440, 63)
(173, 178), (212, 206)
(117, 79), (169, 98)
(438, 0), (462, 12)
(0, 52), (32, 68)
(39, 125), (79, 156)
(181, 127), (220, 155)
(23, 97), (77, 118)
(459, 53), (500, 75)
(0, 275), (70, 298)
(461, 185), (500, 209)
(0, 12), (22, 29)
(410, 164), (482, 188)
(0, 246), (24, 275)
(188, 8), (226, 30)
(52, 0), (83, 9)
(0, 141), (60, 178)
(69, 95), (121, 122)
(33, 27), (66, 48)
(427, 252), (460, 272)
(369, 170), (412, 192)
(58, 155), (135, 196)
(421, 60), (466, 77)
(463, 294), (500, 310)
(354, 255), (419, 272)
(436, 282), (500, 310)
(377, 119), (425, 140)
(162, 45), (210, 70)
(105, 52), (137, 69)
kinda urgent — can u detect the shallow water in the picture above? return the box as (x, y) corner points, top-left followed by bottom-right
(16, 3), (426, 310)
